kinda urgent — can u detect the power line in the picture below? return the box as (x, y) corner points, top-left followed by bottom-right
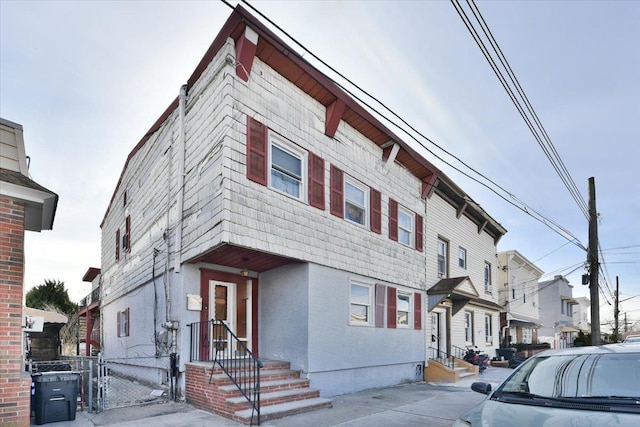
(451, 0), (590, 221)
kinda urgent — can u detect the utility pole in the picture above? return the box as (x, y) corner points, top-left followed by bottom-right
(588, 177), (601, 345)
(614, 277), (619, 342)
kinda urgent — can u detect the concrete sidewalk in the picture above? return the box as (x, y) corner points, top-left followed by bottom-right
(35, 367), (513, 427)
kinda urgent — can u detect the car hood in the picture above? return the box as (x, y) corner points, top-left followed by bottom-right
(462, 399), (640, 427)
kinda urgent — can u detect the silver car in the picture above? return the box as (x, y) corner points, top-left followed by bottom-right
(454, 343), (640, 426)
(623, 335), (640, 343)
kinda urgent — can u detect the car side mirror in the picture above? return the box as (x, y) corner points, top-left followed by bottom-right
(471, 382), (492, 395)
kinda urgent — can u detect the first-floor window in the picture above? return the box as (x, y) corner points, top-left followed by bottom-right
(397, 292), (412, 326)
(350, 283), (373, 325)
(485, 314), (492, 343)
(117, 308), (130, 337)
(465, 311), (474, 343)
(522, 327), (532, 344)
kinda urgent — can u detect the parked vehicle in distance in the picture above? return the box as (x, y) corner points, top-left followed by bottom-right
(453, 344), (640, 426)
(623, 334), (640, 343)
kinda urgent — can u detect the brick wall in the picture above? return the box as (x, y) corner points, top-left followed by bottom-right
(0, 197), (30, 427)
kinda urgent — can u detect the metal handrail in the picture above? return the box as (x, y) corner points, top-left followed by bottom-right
(188, 320), (262, 425)
(429, 347), (455, 369)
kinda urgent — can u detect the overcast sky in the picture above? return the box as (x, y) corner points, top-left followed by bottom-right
(2, 1), (639, 331)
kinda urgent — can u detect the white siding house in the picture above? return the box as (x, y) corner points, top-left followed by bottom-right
(424, 178), (506, 367)
(497, 250), (544, 347)
(538, 275), (580, 348)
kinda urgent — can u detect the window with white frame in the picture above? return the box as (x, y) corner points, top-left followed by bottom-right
(458, 247), (467, 269)
(512, 275), (517, 300)
(269, 134), (306, 200)
(349, 282), (373, 325)
(522, 327), (532, 344)
(397, 292), (412, 326)
(464, 311), (474, 344)
(485, 314), (492, 343)
(117, 308), (130, 337)
(437, 239), (448, 278)
(344, 178), (368, 226)
(398, 207), (414, 247)
(523, 285), (527, 303)
(484, 262), (492, 293)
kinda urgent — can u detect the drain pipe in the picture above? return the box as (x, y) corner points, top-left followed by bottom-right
(174, 84), (187, 274)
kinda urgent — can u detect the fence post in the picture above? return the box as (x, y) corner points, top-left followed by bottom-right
(88, 358), (94, 413)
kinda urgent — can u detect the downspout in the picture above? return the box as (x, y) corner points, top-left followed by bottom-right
(174, 84), (188, 274)
(169, 84), (188, 401)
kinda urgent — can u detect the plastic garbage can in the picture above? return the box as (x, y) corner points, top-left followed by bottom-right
(32, 372), (79, 425)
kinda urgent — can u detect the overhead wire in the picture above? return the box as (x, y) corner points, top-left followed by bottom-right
(232, 0), (586, 250)
(453, 0), (590, 220)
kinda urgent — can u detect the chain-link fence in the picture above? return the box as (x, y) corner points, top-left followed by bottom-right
(30, 355), (170, 412)
(97, 354), (170, 410)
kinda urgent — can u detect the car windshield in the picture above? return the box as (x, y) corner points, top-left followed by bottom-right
(495, 352), (640, 399)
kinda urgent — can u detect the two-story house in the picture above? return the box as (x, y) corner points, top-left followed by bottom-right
(538, 275), (580, 348)
(425, 180), (506, 373)
(497, 250), (544, 347)
(573, 296), (591, 334)
(97, 5), (507, 421)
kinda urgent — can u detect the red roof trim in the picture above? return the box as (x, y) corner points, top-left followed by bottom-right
(101, 5), (442, 227)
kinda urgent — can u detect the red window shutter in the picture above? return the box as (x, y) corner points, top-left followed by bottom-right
(117, 311), (121, 337)
(125, 308), (130, 336)
(330, 164), (344, 217)
(115, 229), (120, 261)
(370, 188), (381, 234)
(246, 116), (268, 185)
(415, 213), (424, 252)
(125, 215), (131, 252)
(389, 198), (398, 241)
(414, 292), (422, 330)
(375, 283), (386, 328)
(308, 152), (325, 209)
(387, 286), (397, 329)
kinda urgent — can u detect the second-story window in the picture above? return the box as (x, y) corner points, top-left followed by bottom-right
(484, 261), (492, 293)
(269, 136), (305, 200)
(458, 247), (467, 269)
(437, 239), (448, 278)
(398, 207), (413, 247)
(345, 178), (368, 226)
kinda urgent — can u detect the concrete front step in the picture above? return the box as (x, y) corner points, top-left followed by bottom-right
(218, 378), (311, 395)
(226, 387), (320, 410)
(211, 369), (300, 386)
(235, 397), (332, 423)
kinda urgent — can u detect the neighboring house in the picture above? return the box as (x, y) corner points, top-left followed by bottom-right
(77, 267), (101, 356)
(96, 5), (506, 420)
(573, 296), (590, 334)
(0, 117), (58, 427)
(538, 275), (580, 349)
(497, 250), (544, 347)
(24, 307), (68, 362)
(425, 178), (506, 370)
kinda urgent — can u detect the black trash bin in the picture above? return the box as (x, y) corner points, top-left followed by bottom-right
(496, 348), (516, 361)
(32, 372), (79, 425)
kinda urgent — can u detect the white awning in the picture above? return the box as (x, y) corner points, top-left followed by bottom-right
(507, 312), (542, 327)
